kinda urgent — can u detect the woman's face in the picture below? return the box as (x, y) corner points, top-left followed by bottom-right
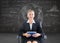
(27, 10), (35, 19)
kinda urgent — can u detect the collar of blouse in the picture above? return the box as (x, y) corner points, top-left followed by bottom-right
(27, 20), (35, 24)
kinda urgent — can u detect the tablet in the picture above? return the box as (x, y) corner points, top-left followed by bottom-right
(27, 31), (36, 35)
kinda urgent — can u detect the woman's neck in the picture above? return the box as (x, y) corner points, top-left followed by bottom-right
(28, 18), (34, 24)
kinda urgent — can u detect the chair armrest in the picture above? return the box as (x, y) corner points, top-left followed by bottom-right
(17, 35), (21, 39)
(17, 35), (22, 43)
(44, 35), (47, 40)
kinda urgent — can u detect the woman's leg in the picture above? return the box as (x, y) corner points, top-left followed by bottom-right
(32, 41), (38, 43)
(27, 41), (32, 43)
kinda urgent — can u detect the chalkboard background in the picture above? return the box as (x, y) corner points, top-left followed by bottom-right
(0, 0), (60, 33)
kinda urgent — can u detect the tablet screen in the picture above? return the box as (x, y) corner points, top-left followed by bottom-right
(27, 31), (36, 35)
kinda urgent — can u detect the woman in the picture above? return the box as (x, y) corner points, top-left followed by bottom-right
(18, 9), (44, 43)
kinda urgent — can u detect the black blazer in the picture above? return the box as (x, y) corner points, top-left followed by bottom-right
(18, 20), (44, 39)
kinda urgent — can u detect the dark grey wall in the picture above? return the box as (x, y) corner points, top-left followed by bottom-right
(0, 0), (60, 33)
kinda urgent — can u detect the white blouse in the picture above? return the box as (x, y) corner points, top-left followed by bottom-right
(27, 20), (35, 30)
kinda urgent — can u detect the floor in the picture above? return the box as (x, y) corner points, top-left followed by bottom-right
(0, 33), (60, 43)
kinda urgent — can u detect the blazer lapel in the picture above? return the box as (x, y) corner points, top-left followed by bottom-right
(32, 23), (35, 30)
(27, 23), (30, 30)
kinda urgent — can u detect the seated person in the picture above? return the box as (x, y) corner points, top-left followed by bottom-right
(18, 9), (44, 43)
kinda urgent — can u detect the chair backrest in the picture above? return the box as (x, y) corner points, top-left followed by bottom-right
(18, 3), (43, 27)
(17, 3), (47, 41)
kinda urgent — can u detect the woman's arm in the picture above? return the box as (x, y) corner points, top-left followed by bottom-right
(18, 22), (31, 37)
(32, 21), (43, 38)
(37, 21), (44, 38)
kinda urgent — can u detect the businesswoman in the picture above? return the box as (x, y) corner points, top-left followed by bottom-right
(18, 9), (44, 43)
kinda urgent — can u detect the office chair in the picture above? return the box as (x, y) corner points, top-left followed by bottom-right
(17, 3), (47, 43)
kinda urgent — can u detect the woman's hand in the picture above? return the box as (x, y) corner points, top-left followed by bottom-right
(23, 33), (31, 38)
(32, 33), (41, 38)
